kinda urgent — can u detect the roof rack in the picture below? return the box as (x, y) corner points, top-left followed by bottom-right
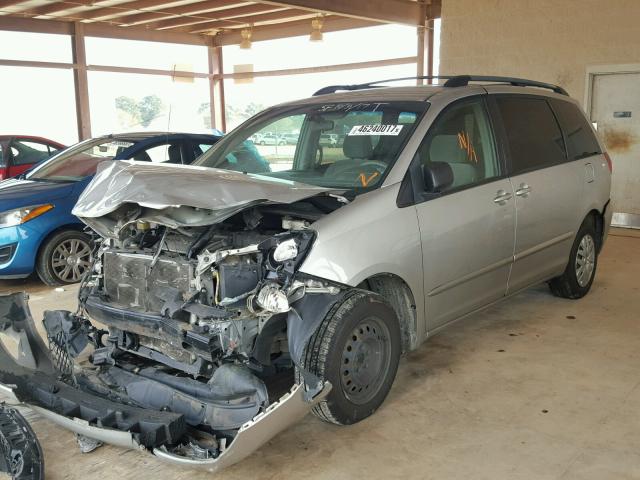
(313, 75), (568, 96)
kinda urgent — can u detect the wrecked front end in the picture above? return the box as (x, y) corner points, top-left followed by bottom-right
(0, 161), (349, 471)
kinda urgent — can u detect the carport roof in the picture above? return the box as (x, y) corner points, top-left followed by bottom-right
(0, 0), (441, 46)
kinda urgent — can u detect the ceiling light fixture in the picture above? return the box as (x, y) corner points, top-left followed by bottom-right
(240, 27), (252, 49)
(310, 16), (324, 42)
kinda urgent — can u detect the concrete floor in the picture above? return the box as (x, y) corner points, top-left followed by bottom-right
(1, 229), (639, 479)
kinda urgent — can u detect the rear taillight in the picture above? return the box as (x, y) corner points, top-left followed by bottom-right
(0, 169), (6, 181)
(603, 152), (613, 173)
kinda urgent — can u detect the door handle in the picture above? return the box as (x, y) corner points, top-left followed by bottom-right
(493, 190), (513, 205)
(515, 183), (531, 197)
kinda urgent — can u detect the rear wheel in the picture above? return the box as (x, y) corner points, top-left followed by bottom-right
(36, 230), (93, 286)
(298, 290), (401, 425)
(549, 215), (598, 299)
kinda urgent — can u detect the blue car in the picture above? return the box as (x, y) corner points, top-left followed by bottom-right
(0, 132), (222, 285)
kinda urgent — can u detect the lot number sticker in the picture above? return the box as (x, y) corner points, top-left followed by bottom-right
(348, 124), (404, 136)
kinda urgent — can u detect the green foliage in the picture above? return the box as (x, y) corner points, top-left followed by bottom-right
(226, 102), (266, 128)
(115, 95), (164, 128)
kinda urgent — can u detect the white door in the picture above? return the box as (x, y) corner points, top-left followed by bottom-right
(590, 72), (640, 228)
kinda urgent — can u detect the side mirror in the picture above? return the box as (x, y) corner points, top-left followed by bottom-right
(423, 162), (453, 193)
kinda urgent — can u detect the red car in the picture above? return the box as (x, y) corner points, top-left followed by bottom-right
(0, 135), (66, 180)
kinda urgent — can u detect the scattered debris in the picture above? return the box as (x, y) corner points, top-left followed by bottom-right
(0, 403), (44, 480)
(76, 434), (103, 454)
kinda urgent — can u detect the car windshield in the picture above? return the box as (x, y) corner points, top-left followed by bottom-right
(195, 101), (428, 190)
(27, 139), (135, 182)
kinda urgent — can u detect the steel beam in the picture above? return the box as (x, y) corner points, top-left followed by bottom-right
(67, 0), (194, 21)
(14, 0), (97, 17)
(113, 2), (276, 27)
(187, 9), (313, 33)
(215, 15), (376, 45)
(254, 0), (421, 26)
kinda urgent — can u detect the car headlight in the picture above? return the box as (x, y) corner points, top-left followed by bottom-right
(259, 231), (316, 269)
(0, 204), (54, 228)
(272, 238), (299, 262)
(253, 283), (290, 313)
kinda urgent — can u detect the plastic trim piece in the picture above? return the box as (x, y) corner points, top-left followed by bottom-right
(0, 381), (330, 473)
(153, 381), (331, 472)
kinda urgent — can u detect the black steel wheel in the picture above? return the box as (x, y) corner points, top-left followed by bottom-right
(340, 316), (392, 405)
(298, 290), (401, 425)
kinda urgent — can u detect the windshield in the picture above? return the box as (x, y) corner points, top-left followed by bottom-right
(195, 101), (427, 190)
(28, 139), (135, 182)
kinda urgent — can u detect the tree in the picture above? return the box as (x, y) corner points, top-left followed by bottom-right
(198, 102), (211, 129)
(197, 101), (268, 130)
(138, 95), (163, 127)
(115, 95), (164, 128)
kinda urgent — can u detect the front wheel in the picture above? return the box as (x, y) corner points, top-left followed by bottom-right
(298, 290), (401, 425)
(36, 230), (93, 286)
(548, 215), (599, 299)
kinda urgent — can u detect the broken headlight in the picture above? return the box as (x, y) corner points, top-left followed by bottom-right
(252, 283), (290, 313)
(272, 238), (298, 263)
(260, 231), (315, 270)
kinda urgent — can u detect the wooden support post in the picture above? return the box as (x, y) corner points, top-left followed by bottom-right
(208, 45), (226, 133)
(72, 22), (91, 140)
(416, 1), (435, 85)
(417, 24), (425, 83)
(426, 17), (434, 83)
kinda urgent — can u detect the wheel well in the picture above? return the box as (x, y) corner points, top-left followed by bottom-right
(587, 209), (604, 252)
(36, 224), (86, 261)
(357, 274), (418, 354)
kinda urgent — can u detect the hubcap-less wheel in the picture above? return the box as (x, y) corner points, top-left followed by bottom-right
(51, 238), (92, 283)
(575, 233), (596, 287)
(340, 316), (391, 405)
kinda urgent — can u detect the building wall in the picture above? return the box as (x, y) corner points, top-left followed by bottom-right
(439, 0), (640, 105)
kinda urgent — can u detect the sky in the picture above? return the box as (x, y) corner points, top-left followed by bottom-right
(0, 21), (441, 144)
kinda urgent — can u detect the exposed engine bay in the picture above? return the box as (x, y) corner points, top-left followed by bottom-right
(0, 161), (354, 470)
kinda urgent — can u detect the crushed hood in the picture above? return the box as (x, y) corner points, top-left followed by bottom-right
(72, 160), (330, 238)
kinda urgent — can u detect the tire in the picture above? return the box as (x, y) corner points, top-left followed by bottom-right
(297, 290), (401, 425)
(548, 215), (599, 299)
(36, 230), (93, 286)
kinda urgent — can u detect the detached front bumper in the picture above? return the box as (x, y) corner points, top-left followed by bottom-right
(0, 292), (331, 473)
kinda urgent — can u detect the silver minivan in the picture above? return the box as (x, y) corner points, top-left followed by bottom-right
(0, 76), (612, 472)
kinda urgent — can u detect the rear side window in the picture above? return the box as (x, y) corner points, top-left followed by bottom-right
(0, 144), (4, 167)
(550, 99), (601, 161)
(11, 140), (52, 166)
(495, 97), (566, 175)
